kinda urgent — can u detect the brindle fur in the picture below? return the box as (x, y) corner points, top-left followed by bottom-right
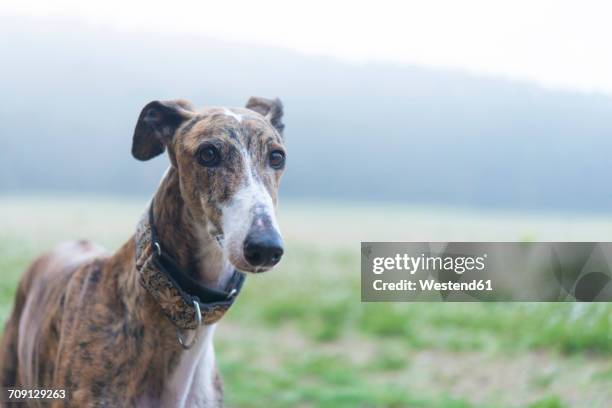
(0, 97), (286, 407)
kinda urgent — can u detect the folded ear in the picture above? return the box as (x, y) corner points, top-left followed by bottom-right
(132, 99), (194, 161)
(245, 97), (285, 135)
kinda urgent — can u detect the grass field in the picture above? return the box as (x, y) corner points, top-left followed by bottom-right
(0, 196), (611, 407)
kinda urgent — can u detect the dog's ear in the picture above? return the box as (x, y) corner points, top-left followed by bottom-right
(245, 97), (285, 135)
(132, 99), (194, 161)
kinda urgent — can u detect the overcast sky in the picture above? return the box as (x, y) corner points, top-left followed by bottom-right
(3, 0), (612, 94)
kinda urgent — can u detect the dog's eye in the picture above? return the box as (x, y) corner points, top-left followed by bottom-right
(269, 150), (286, 169)
(197, 144), (221, 167)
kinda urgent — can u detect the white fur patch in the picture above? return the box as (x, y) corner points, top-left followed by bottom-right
(161, 325), (218, 407)
(223, 108), (243, 123)
(220, 148), (279, 269)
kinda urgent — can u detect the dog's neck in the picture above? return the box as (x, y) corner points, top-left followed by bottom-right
(116, 166), (228, 406)
(151, 167), (234, 289)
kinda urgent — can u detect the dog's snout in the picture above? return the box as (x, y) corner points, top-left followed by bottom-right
(244, 230), (284, 268)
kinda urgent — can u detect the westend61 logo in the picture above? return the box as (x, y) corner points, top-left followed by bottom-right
(361, 242), (612, 302)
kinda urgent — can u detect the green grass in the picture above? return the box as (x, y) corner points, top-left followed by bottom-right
(1, 195), (611, 407)
(528, 396), (568, 408)
(218, 347), (484, 408)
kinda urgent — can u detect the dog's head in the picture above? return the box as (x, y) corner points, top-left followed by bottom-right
(132, 97), (286, 273)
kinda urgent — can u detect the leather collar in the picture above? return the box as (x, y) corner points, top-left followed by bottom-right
(134, 200), (245, 330)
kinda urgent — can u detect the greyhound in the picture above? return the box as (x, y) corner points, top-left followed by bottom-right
(0, 96), (287, 407)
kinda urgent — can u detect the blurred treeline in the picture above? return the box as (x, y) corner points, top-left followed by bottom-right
(1, 17), (612, 212)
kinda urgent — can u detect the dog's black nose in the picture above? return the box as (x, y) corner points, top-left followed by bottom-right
(244, 231), (284, 267)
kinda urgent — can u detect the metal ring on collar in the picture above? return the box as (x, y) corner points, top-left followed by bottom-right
(153, 242), (162, 257)
(176, 300), (201, 350)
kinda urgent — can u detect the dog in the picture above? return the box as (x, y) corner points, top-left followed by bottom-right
(0, 96), (287, 407)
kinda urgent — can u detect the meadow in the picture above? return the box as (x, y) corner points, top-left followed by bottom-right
(0, 196), (610, 408)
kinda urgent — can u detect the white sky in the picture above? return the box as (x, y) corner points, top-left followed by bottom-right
(3, 0), (612, 94)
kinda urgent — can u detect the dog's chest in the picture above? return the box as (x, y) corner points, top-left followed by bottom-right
(151, 325), (220, 408)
